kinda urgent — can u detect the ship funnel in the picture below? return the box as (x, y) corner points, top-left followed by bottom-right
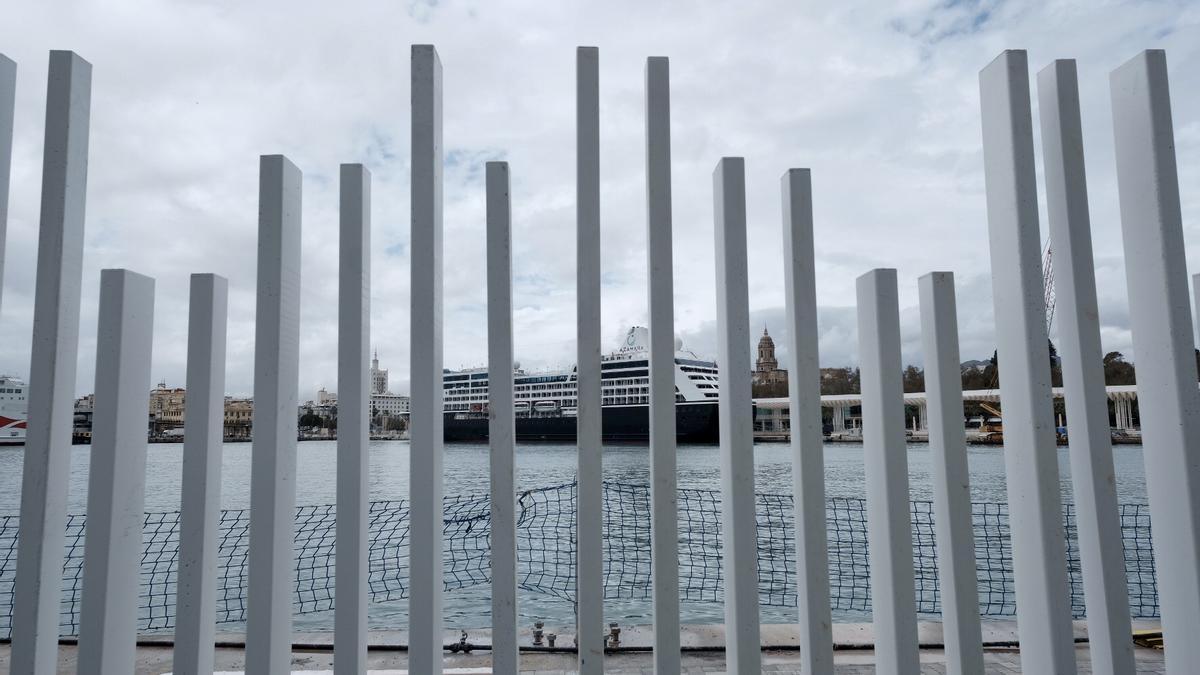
(619, 326), (651, 353)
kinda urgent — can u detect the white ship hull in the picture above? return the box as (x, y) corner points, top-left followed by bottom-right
(0, 376), (27, 445)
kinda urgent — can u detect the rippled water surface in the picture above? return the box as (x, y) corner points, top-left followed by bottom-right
(0, 440), (1151, 629)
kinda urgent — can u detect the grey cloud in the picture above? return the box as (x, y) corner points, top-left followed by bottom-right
(0, 0), (1194, 398)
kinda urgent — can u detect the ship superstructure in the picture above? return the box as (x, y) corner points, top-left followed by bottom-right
(443, 326), (720, 442)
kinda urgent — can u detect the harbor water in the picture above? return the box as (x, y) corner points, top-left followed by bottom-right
(0, 441), (1151, 631)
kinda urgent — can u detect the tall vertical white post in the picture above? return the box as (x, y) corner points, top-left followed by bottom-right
(918, 272), (983, 675)
(575, 45), (605, 675)
(486, 161), (519, 673)
(76, 269), (155, 675)
(644, 55), (681, 673)
(336, 164), (370, 675)
(857, 269), (919, 675)
(410, 44), (444, 675)
(979, 51), (1077, 674)
(1037, 59), (1134, 675)
(11, 51), (92, 675)
(780, 169), (834, 674)
(1111, 50), (1200, 672)
(246, 154), (302, 675)
(0, 55), (14, 318)
(174, 273), (229, 675)
(713, 157), (761, 674)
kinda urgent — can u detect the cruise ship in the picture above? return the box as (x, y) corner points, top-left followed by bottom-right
(443, 327), (720, 442)
(0, 376), (28, 445)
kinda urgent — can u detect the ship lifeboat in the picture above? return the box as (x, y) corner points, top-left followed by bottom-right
(533, 401), (558, 413)
(514, 401), (531, 413)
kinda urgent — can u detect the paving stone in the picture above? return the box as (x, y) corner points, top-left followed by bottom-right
(0, 641), (1170, 673)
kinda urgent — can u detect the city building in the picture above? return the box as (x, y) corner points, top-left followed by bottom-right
(371, 351), (389, 395)
(73, 394), (94, 444)
(224, 397), (253, 440)
(751, 327), (788, 388)
(371, 392), (410, 417)
(148, 381), (186, 436)
(368, 351), (410, 420)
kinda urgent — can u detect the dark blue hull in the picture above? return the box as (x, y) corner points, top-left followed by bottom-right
(443, 401), (720, 443)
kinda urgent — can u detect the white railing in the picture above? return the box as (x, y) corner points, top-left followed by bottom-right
(3, 44), (1198, 675)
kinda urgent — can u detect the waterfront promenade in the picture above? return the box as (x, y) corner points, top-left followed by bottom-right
(0, 622), (1169, 673)
(752, 383), (1149, 442)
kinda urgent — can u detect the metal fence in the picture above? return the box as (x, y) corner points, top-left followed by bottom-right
(0, 481), (1158, 638)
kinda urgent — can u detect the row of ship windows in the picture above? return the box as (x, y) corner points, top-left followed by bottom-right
(448, 378), (651, 389)
(582, 394), (689, 404)
(446, 379), (650, 393)
(452, 383), (675, 394)
(446, 383), (580, 392)
(445, 394), (692, 411)
(446, 390), (655, 403)
(446, 367), (715, 388)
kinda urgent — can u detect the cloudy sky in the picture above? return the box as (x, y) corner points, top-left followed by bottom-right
(0, 0), (1197, 399)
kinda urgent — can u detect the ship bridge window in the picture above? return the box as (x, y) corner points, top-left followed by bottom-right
(602, 369), (647, 380)
(602, 360), (648, 370)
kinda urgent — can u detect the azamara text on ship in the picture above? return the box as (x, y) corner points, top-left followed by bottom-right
(443, 327), (720, 442)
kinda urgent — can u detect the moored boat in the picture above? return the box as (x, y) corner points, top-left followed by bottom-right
(443, 327), (721, 442)
(0, 376), (28, 445)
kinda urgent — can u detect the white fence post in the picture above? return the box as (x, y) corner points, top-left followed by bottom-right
(410, 43), (445, 675)
(575, 45), (605, 675)
(76, 269), (155, 675)
(246, 154), (302, 675)
(486, 161), (519, 674)
(1037, 59), (1134, 675)
(645, 54), (681, 674)
(174, 273), (229, 675)
(780, 169), (834, 674)
(11, 50), (92, 675)
(0, 54), (14, 318)
(857, 268), (919, 675)
(978, 50), (1077, 674)
(918, 271), (983, 675)
(1111, 49), (1200, 672)
(713, 157), (761, 674)
(336, 163), (370, 674)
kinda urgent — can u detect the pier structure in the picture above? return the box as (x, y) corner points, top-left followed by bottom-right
(753, 383), (1148, 440)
